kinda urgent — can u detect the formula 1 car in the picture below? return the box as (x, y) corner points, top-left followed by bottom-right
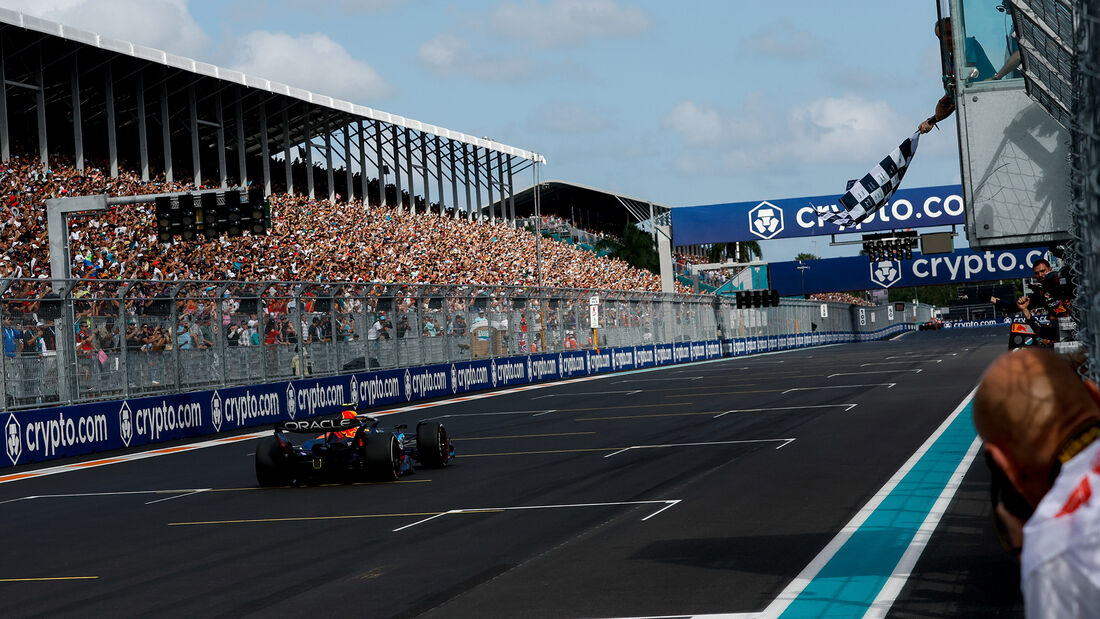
(1007, 319), (1052, 350)
(255, 410), (453, 487)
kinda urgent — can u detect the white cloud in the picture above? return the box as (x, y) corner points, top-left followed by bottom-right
(737, 19), (824, 61)
(487, 0), (649, 48)
(417, 34), (530, 81)
(663, 93), (909, 174)
(229, 31), (393, 101)
(0, 0), (208, 57)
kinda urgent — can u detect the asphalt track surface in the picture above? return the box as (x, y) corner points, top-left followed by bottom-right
(1, 328), (1024, 618)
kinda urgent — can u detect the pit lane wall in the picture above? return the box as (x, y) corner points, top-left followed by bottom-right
(2, 324), (910, 469)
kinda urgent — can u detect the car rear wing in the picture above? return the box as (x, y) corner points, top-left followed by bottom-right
(275, 417), (359, 433)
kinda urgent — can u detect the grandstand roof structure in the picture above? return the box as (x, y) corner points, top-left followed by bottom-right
(0, 8), (541, 221)
(507, 180), (671, 236)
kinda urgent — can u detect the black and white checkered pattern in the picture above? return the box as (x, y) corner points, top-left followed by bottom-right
(816, 131), (921, 227)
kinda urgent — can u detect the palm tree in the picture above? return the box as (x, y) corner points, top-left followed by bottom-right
(595, 223), (659, 273)
(795, 252), (820, 261)
(706, 241), (763, 263)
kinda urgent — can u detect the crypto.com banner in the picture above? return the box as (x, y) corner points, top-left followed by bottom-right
(671, 184), (963, 245)
(3, 342), (727, 469)
(768, 247), (1050, 295)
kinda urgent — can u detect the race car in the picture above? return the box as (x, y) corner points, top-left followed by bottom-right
(918, 318), (944, 331)
(1007, 319), (1052, 350)
(255, 410), (453, 487)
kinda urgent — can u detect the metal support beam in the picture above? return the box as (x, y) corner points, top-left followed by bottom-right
(160, 81), (171, 182)
(450, 140), (459, 219)
(70, 56), (83, 171)
(235, 93), (247, 187)
(216, 90), (227, 188)
(435, 135), (445, 216)
(305, 109), (314, 199)
(260, 99), (271, 194)
(325, 128), (334, 204)
(36, 47), (47, 165)
(189, 84), (201, 186)
(359, 120), (368, 208)
(343, 123), (352, 202)
(404, 127), (413, 214)
(473, 146), (482, 221)
(0, 39), (8, 162)
(507, 156), (516, 224)
(392, 124), (401, 211)
(486, 148), (495, 224)
(105, 62), (117, 177)
(463, 144), (472, 221)
(136, 71), (149, 181)
(282, 106), (293, 196)
(374, 119), (385, 206)
(421, 132), (430, 212)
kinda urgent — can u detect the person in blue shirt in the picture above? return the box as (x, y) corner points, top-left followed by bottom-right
(3, 317), (23, 358)
(920, 17), (1004, 134)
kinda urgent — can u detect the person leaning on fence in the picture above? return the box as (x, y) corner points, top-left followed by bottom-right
(973, 349), (1100, 617)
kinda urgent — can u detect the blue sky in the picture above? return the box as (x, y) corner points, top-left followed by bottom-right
(4, 0), (966, 261)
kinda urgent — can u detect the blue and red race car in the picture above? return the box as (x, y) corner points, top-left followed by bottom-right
(255, 409), (453, 486)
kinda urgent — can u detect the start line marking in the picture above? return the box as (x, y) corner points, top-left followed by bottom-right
(392, 499), (683, 532)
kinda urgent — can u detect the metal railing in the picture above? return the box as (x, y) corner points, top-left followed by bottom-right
(0, 277), (930, 411)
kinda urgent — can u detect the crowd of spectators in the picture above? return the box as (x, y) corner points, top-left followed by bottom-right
(810, 292), (874, 307)
(0, 154), (669, 292)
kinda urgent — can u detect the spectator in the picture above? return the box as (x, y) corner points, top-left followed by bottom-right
(974, 349), (1100, 617)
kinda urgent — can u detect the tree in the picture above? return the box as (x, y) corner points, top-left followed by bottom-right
(705, 241), (763, 263)
(595, 222), (659, 273)
(795, 252), (820, 261)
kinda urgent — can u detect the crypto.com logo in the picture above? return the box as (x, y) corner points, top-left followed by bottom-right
(6, 413), (21, 465)
(748, 201), (784, 240)
(870, 260), (902, 288)
(119, 401), (133, 447)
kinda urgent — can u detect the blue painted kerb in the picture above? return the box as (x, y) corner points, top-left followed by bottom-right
(781, 400), (977, 618)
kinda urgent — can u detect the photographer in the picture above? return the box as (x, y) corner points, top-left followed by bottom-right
(974, 349), (1100, 617)
(991, 259), (1073, 338)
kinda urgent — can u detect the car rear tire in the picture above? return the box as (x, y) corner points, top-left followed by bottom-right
(363, 434), (401, 481)
(416, 422), (451, 468)
(255, 436), (292, 487)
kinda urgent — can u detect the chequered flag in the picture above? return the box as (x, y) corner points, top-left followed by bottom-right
(816, 131), (921, 227)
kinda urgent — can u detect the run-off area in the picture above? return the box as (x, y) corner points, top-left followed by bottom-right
(0, 329), (1007, 618)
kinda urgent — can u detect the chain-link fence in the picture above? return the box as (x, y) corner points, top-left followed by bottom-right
(0, 277), (929, 411)
(1073, 1), (1100, 381)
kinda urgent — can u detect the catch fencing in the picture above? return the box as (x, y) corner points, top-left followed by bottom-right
(0, 278), (932, 412)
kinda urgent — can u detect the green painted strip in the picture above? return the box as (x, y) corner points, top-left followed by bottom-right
(780, 400), (977, 618)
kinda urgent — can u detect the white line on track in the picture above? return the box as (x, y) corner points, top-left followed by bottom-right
(421, 410), (556, 421)
(0, 488), (212, 505)
(602, 439), (795, 458)
(711, 404), (857, 419)
(392, 499), (683, 532)
(885, 353), (955, 359)
(782, 383), (895, 394)
(613, 377), (703, 383)
(145, 489), (210, 505)
(828, 369), (922, 378)
(532, 390), (641, 399)
(860, 360), (941, 366)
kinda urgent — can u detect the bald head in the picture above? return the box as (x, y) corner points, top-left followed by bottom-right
(974, 348), (1100, 504)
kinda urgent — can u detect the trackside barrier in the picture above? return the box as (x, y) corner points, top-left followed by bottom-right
(2, 325), (913, 469)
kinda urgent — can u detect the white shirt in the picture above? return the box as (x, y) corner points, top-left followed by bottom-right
(1021, 439), (1100, 618)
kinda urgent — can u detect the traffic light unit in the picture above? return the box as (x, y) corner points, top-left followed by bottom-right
(735, 289), (781, 309)
(862, 231), (918, 262)
(155, 188), (269, 242)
